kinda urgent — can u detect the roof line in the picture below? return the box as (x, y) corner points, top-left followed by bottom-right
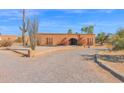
(37, 33), (95, 35)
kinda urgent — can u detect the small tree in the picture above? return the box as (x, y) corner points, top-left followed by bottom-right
(28, 17), (39, 50)
(96, 32), (110, 45)
(75, 32), (79, 34)
(67, 29), (73, 34)
(19, 9), (29, 47)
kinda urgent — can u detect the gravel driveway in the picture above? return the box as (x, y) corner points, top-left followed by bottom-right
(0, 48), (121, 83)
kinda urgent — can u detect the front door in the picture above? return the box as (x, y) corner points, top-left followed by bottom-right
(69, 38), (78, 45)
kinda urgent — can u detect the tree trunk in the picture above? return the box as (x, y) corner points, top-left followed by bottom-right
(22, 32), (26, 47)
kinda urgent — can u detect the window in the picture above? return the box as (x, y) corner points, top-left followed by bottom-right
(91, 38), (93, 45)
(51, 38), (53, 45)
(46, 38), (49, 45)
(87, 38), (89, 45)
(46, 37), (53, 45)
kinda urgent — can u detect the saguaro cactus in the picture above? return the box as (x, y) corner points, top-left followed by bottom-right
(28, 17), (39, 50)
(19, 9), (29, 46)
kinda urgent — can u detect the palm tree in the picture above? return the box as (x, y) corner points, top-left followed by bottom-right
(81, 26), (88, 34)
(81, 25), (94, 34)
(88, 25), (94, 34)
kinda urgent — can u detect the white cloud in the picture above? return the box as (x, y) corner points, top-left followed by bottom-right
(25, 9), (41, 17)
(61, 10), (87, 14)
(0, 9), (41, 22)
(60, 9), (115, 14)
(39, 21), (59, 27)
(0, 25), (20, 35)
(96, 9), (115, 13)
(0, 9), (115, 23)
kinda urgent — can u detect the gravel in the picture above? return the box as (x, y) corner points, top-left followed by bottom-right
(0, 48), (121, 83)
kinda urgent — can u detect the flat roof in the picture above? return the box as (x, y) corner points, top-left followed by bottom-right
(0, 35), (17, 37)
(38, 33), (95, 35)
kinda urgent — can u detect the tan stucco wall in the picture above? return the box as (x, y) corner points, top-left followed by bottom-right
(0, 35), (17, 41)
(37, 33), (95, 46)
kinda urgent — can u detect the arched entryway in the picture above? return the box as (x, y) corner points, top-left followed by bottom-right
(69, 38), (78, 45)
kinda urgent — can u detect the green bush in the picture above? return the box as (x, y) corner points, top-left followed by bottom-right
(111, 28), (124, 50)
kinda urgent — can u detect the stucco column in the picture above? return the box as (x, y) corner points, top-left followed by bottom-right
(93, 38), (95, 47)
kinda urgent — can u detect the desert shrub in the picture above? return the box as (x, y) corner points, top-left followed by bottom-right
(106, 43), (113, 51)
(112, 37), (124, 50)
(16, 37), (22, 43)
(96, 32), (111, 45)
(0, 40), (13, 47)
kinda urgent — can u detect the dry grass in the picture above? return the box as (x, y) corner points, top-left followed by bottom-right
(96, 43), (124, 55)
(0, 40), (13, 47)
(98, 49), (124, 55)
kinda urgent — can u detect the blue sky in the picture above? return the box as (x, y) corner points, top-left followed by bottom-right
(0, 9), (124, 35)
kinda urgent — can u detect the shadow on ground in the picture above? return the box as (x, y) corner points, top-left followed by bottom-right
(81, 54), (95, 60)
(95, 48), (108, 51)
